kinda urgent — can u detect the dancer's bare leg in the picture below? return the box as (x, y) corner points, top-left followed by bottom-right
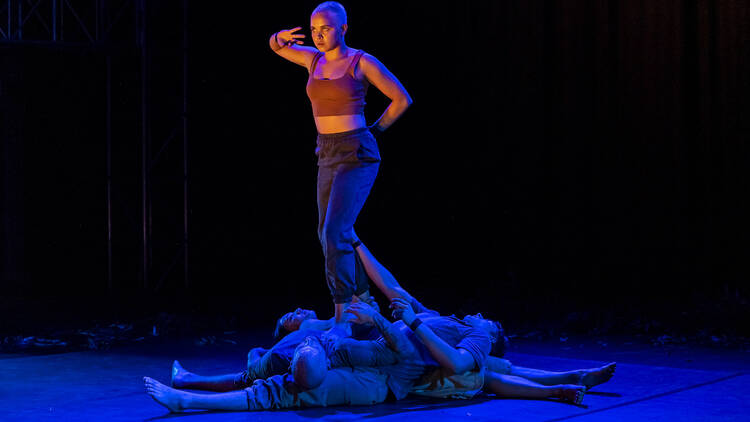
(483, 371), (585, 405)
(145, 377), (247, 412)
(577, 362), (617, 389)
(170, 360), (243, 392)
(509, 362), (616, 390)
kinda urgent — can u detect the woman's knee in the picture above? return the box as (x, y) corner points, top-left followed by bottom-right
(321, 225), (353, 253)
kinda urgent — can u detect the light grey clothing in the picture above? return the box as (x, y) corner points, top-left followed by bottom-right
(244, 367), (388, 410)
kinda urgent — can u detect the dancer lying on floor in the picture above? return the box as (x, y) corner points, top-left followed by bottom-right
(166, 279), (404, 395)
(146, 294), (494, 412)
(145, 301), (516, 412)
(348, 239), (616, 397)
(271, 237), (615, 396)
(145, 305), (606, 412)
(144, 241), (615, 412)
(169, 300), (381, 393)
(273, 293), (381, 340)
(158, 236), (505, 403)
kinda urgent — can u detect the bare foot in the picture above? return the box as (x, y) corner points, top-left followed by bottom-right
(145, 376), (185, 412)
(556, 384), (586, 405)
(171, 360), (192, 388)
(578, 362), (616, 390)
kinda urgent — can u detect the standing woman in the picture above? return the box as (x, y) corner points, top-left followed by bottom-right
(269, 2), (412, 323)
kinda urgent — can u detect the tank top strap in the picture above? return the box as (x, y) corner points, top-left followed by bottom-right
(347, 50), (365, 77)
(309, 52), (324, 74)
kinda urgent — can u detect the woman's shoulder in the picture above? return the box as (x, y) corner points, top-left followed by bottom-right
(356, 50), (387, 72)
(356, 50), (377, 62)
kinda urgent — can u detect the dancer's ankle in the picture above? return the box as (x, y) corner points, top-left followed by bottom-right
(178, 392), (191, 411)
(573, 370), (585, 385)
(351, 230), (361, 248)
(334, 302), (351, 323)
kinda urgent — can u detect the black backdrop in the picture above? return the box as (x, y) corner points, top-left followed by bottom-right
(2, 1), (748, 336)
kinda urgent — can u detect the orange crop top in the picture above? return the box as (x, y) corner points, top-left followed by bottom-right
(306, 50), (369, 116)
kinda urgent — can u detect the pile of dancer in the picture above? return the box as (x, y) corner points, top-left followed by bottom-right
(144, 2), (616, 412)
(145, 237), (616, 412)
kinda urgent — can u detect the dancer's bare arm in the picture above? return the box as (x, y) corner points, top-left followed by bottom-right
(269, 27), (319, 69)
(354, 242), (436, 314)
(360, 54), (413, 130)
(391, 298), (476, 375)
(353, 242), (406, 301)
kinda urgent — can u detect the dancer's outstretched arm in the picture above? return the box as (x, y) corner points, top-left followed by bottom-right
(390, 298), (477, 375)
(354, 241), (437, 315)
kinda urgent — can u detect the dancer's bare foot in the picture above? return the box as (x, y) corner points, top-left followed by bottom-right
(171, 360), (192, 388)
(578, 362), (616, 390)
(145, 376), (185, 413)
(555, 384), (586, 405)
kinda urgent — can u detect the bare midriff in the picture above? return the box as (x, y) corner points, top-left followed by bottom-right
(314, 114), (367, 134)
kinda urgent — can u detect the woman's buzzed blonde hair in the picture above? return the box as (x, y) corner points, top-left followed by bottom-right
(312, 1), (348, 25)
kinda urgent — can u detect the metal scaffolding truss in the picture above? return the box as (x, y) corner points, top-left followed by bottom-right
(1, 0), (189, 292)
(0, 0), (131, 45)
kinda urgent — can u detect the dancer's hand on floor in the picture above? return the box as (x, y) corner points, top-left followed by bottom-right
(390, 297), (416, 325)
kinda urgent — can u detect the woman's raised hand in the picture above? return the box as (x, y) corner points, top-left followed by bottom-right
(390, 297), (416, 325)
(344, 302), (376, 325)
(277, 27), (306, 46)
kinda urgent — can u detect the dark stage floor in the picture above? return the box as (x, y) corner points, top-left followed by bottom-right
(1, 331), (748, 421)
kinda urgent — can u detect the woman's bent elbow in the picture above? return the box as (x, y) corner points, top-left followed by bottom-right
(396, 96), (412, 112)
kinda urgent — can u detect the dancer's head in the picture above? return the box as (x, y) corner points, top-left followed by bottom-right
(463, 313), (510, 357)
(274, 308), (317, 339)
(310, 1), (348, 52)
(290, 336), (327, 390)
